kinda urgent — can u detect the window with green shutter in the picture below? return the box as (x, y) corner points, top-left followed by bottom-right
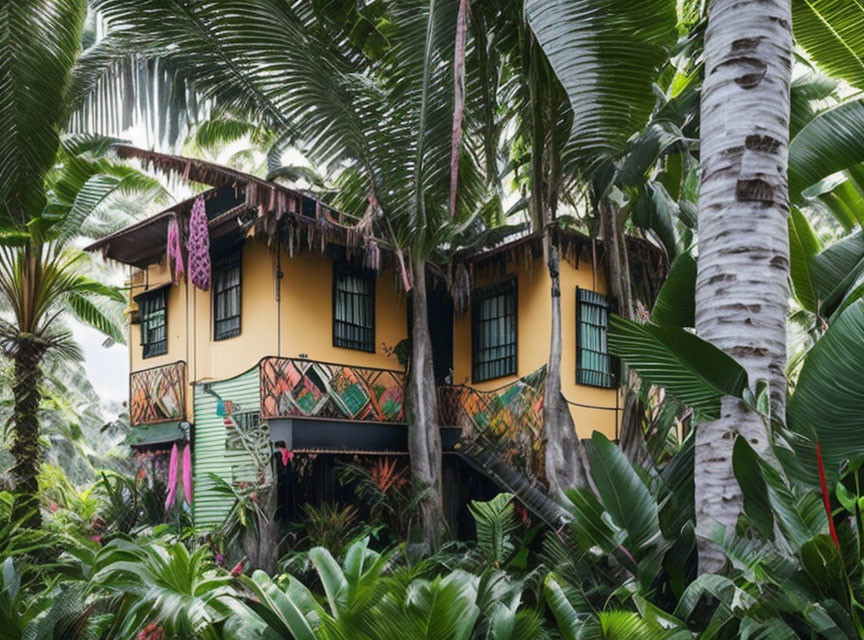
(576, 288), (616, 388)
(213, 248), (242, 341)
(137, 288), (167, 359)
(333, 265), (375, 352)
(472, 278), (517, 382)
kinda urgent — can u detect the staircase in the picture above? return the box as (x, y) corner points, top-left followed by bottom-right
(457, 438), (570, 530)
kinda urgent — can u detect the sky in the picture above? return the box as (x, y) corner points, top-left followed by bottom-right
(73, 320), (129, 405)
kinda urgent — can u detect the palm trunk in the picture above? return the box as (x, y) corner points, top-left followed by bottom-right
(407, 257), (445, 548)
(599, 200), (647, 463)
(9, 341), (47, 528)
(695, 0), (792, 572)
(543, 239), (588, 496)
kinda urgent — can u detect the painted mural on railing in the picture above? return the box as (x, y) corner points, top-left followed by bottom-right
(438, 367), (546, 477)
(259, 357), (405, 422)
(130, 361), (187, 426)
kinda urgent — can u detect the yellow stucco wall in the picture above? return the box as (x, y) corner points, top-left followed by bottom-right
(129, 239), (409, 421)
(129, 238), (618, 438)
(451, 256), (620, 439)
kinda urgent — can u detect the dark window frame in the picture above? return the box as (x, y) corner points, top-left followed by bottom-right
(471, 277), (518, 383)
(575, 287), (617, 388)
(137, 288), (168, 359)
(213, 247), (242, 341)
(332, 263), (376, 353)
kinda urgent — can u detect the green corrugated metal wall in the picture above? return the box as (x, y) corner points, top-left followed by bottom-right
(193, 367), (260, 528)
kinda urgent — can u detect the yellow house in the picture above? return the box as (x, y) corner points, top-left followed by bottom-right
(87, 147), (639, 528)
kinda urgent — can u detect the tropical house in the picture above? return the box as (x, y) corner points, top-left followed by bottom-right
(86, 146), (662, 531)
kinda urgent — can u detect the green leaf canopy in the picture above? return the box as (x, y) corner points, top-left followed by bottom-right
(525, 0), (678, 167)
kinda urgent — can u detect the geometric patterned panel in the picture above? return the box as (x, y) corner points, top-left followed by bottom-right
(129, 361), (187, 426)
(260, 357), (405, 423)
(438, 367), (546, 477)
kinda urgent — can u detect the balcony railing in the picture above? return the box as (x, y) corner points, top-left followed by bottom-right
(259, 357), (405, 423)
(129, 361), (187, 426)
(438, 367), (547, 477)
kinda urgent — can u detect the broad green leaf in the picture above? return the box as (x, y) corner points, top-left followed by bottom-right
(789, 98), (864, 201)
(543, 574), (579, 640)
(788, 300), (864, 485)
(810, 230), (864, 316)
(608, 315), (749, 419)
(650, 252), (695, 327)
(525, 0), (678, 166)
(788, 206), (822, 312)
(815, 178), (864, 231)
(732, 438), (775, 540)
(792, 0), (864, 90)
(588, 432), (661, 557)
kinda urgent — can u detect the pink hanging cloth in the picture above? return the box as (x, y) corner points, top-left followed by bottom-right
(182, 443), (193, 505)
(165, 443), (179, 510)
(187, 195), (211, 291)
(166, 216), (185, 282)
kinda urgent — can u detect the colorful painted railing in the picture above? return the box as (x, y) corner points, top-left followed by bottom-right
(438, 367), (547, 478)
(259, 357), (405, 423)
(129, 361), (187, 426)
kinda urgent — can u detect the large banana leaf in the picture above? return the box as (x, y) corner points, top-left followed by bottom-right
(650, 252), (696, 327)
(789, 98), (864, 201)
(608, 316), (749, 420)
(810, 230), (864, 316)
(787, 300), (864, 484)
(792, 0), (864, 90)
(788, 206), (822, 312)
(588, 432), (662, 557)
(525, 0), (678, 167)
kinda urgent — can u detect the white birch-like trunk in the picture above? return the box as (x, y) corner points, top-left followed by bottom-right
(696, 0), (792, 572)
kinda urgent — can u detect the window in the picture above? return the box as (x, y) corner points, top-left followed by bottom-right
(472, 278), (517, 382)
(576, 288), (616, 388)
(333, 266), (375, 352)
(213, 249), (242, 341)
(138, 288), (167, 358)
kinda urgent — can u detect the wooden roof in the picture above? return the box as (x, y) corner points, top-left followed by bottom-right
(85, 145), (362, 268)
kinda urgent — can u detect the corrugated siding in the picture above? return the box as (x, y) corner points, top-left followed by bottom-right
(193, 367), (260, 528)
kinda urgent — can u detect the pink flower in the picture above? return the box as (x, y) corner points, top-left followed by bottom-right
(49, 502), (59, 513)
(230, 561), (243, 576)
(91, 535), (102, 544)
(279, 447), (294, 466)
(214, 553), (224, 565)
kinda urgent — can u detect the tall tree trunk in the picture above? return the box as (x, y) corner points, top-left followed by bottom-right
(407, 257), (445, 548)
(599, 200), (647, 463)
(529, 43), (588, 497)
(695, 0), (791, 573)
(543, 239), (589, 497)
(9, 341), (47, 528)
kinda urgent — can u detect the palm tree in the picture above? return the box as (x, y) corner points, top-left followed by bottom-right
(0, 1), (166, 525)
(83, 0), (499, 546)
(693, 0), (793, 572)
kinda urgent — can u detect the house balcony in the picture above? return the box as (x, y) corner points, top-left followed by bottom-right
(128, 360), (188, 447)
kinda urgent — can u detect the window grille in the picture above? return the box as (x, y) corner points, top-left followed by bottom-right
(138, 288), (167, 358)
(333, 266), (375, 352)
(576, 288), (616, 388)
(213, 249), (242, 340)
(472, 278), (517, 382)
